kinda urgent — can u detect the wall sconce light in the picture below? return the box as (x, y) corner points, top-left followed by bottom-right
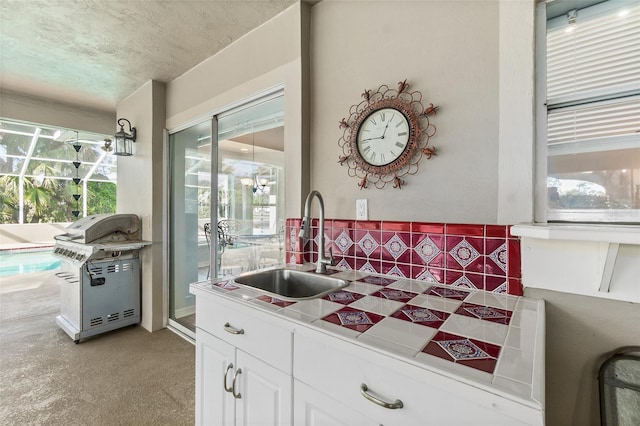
(113, 118), (137, 156)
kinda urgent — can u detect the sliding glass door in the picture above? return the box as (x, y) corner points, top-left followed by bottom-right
(215, 95), (285, 279)
(168, 120), (212, 333)
(168, 92), (284, 334)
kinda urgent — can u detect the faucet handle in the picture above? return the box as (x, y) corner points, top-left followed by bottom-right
(327, 246), (335, 266)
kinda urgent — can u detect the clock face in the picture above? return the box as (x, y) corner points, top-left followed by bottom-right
(356, 107), (410, 166)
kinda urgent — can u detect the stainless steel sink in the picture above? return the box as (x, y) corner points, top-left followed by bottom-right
(233, 268), (348, 301)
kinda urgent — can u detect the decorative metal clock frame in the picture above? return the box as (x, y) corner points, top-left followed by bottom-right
(338, 79), (438, 189)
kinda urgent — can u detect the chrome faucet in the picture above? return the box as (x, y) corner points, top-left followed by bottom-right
(299, 190), (335, 273)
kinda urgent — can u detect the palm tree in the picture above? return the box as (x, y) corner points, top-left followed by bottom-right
(0, 174), (55, 223)
(0, 175), (20, 223)
(22, 178), (54, 223)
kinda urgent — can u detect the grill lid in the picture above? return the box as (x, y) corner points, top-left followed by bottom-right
(55, 214), (140, 244)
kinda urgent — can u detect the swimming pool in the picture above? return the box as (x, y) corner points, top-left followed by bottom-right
(0, 249), (60, 277)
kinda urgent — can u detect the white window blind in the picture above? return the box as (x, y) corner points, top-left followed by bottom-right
(547, 3), (640, 102)
(544, 0), (640, 223)
(548, 98), (640, 154)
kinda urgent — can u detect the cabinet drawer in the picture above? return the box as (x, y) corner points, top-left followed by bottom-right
(294, 330), (537, 426)
(196, 292), (292, 374)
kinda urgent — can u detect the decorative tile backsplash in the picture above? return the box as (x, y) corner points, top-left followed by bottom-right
(285, 219), (522, 296)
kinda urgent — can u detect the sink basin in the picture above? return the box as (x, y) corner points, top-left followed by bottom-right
(233, 268), (348, 301)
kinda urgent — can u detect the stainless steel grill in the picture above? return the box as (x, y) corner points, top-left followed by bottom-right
(52, 214), (150, 343)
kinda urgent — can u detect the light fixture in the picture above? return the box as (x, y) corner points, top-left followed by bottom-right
(565, 9), (577, 33)
(101, 138), (113, 152)
(240, 175), (270, 193)
(240, 177), (255, 186)
(113, 118), (137, 156)
(240, 130), (270, 193)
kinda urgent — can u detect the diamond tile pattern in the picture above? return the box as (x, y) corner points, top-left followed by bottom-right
(285, 219), (522, 297)
(323, 307), (384, 332)
(383, 233), (408, 260)
(334, 230), (354, 254)
(371, 288), (416, 303)
(456, 302), (513, 325)
(423, 331), (501, 373)
(208, 270), (519, 376)
(449, 239), (480, 267)
(323, 290), (364, 305)
(391, 305), (449, 328)
(414, 236), (441, 264)
(357, 232), (379, 257)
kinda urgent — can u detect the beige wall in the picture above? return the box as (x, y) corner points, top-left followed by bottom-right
(0, 89), (114, 135)
(166, 2), (301, 122)
(309, 0), (502, 223)
(116, 80), (166, 332)
(165, 2), (309, 217)
(525, 288), (640, 426)
(3, 1), (635, 425)
(119, 3), (307, 332)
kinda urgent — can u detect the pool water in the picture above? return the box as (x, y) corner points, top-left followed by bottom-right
(0, 249), (60, 277)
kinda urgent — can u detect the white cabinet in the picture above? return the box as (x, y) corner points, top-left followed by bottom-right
(195, 329), (235, 425)
(294, 329), (542, 426)
(191, 282), (544, 426)
(194, 290), (293, 426)
(235, 350), (292, 426)
(294, 380), (377, 426)
(196, 329), (292, 426)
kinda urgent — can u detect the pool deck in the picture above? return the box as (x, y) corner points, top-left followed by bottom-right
(0, 270), (58, 294)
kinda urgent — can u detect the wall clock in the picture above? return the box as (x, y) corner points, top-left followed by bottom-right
(338, 79), (438, 189)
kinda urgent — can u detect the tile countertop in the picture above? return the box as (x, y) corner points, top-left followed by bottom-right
(190, 264), (545, 411)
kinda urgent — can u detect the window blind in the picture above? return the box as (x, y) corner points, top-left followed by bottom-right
(547, 3), (640, 102)
(547, 97), (640, 152)
(543, 0), (640, 222)
(546, 1), (640, 152)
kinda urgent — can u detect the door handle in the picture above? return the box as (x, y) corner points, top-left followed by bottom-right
(231, 368), (242, 399)
(223, 322), (244, 335)
(360, 383), (403, 409)
(223, 363), (234, 393)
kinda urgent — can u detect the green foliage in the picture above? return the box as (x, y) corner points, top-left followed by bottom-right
(0, 175), (116, 224)
(87, 182), (116, 215)
(560, 191), (629, 209)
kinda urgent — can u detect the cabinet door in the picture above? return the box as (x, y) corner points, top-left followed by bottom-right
(196, 328), (236, 426)
(235, 350), (292, 426)
(294, 380), (377, 426)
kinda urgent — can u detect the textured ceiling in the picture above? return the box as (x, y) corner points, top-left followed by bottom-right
(0, 0), (296, 112)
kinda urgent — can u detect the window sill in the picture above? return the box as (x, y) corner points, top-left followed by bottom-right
(510, 223), (640, 245)
(513, 223), (640, 302)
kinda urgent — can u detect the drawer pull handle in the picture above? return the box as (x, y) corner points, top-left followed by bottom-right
(360, 383), (403, 409)
(223, 322), (244, 335)
(223, 363), (234, 393)
(232, 368), (242, 399)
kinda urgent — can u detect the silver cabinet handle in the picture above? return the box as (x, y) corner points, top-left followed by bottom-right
(223, 322), (244, 335)
(231, 368), (242, 399)
(223, 363), (234, 393)
(360, 383), (403, 409)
